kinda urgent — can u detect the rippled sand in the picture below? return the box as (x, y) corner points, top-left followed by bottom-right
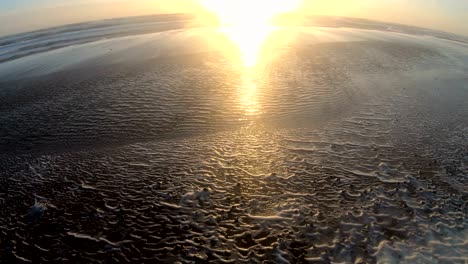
(0, 15), (467, 263)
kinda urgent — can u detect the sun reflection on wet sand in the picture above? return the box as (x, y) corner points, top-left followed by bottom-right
(198, 0), (301, 117)
(217, 26), (278, 118)
(238, 71), (261, 118)
(219, 26), (298, 118)
(218, 25), (277, 67)
(219, 25), (275, 118)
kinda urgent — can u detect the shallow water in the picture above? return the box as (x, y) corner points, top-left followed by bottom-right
(0, 15), (467, 263)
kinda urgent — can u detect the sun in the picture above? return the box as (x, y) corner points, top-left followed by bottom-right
(199, 0), (301, 28)
(199, 0), (301, 66)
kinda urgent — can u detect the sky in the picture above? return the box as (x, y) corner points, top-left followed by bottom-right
(1, 0), (467, 36)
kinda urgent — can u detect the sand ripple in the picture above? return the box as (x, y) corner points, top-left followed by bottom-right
(0, 17), (467, 263)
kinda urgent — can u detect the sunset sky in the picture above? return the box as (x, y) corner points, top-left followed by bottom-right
(1, 0), (467, 36)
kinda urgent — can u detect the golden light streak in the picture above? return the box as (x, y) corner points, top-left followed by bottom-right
(199, 0), (301, 66)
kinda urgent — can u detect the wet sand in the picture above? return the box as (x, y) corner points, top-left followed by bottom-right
(0, 15), (467, 263)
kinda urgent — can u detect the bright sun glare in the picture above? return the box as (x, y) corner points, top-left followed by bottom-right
(199, 0), (301, 66)
(198, 0), (301, 117)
